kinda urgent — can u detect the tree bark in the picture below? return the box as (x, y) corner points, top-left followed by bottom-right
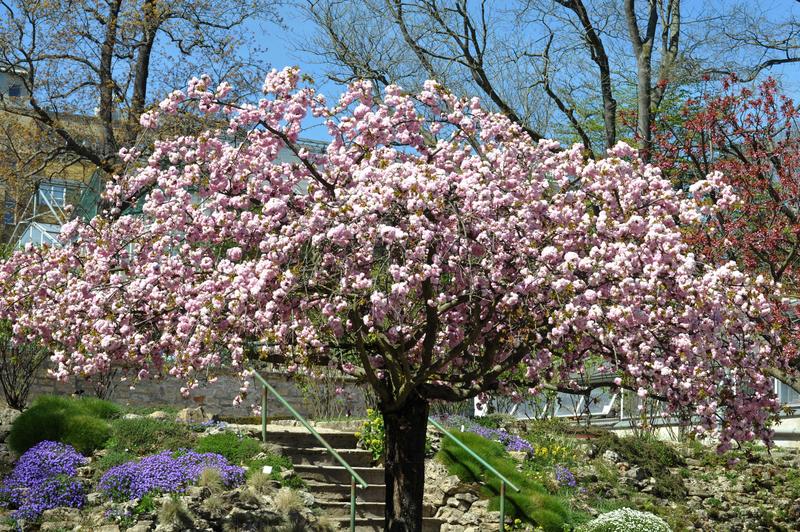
(556, 0), (617, 150)
(624, 0), (658, 162)
(382, 392), (429, 532)
(127, 0), (160, 145)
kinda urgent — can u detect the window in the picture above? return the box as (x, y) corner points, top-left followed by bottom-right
(4, 198), (14, 225)
(776, 379), (800, 406)
(17, 223), (60, 247)
(8, 84), (22, 97)
(37, 182), (66, 207)
(554, 389), (618, 418)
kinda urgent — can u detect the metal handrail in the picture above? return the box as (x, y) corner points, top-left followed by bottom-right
(251, 370), (368, 532)
(428, 417), (521, 530)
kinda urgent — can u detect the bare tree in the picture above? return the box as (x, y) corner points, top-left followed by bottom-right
(302, 0), (693, 160)
(0, 0), (283, 183)
(0, 320), (49, 410)
(700, 1), (800, 82)
(303, 1), (553, 142)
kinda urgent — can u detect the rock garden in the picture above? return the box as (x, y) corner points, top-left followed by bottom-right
(0, 396), (799, 531)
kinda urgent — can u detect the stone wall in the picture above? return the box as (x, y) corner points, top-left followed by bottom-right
(29, 368), (369, 419)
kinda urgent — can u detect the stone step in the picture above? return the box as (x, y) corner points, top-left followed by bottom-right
(305, 481), (386, 503)
(261, 430), (359, 449)
(280, 446), (374, 467)
(330, 517), (442, 531)
(294, 464), (385, 485)
(316, 500), (385, 518)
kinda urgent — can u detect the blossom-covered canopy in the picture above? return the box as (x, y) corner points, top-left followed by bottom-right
(0, 68), (786, 447)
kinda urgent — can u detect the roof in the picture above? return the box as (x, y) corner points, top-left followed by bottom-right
(0, 64), (27, 76)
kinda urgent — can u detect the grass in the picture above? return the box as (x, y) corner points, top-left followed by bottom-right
(194, 432), (261, 464)
(273, 488), (305, 514)
(245, 453), (305, 489)
(7, 395), (120, 455)
(158, 494), (194, 528)
(437, 431), (571, 532)
(589, 432), (686, 498)
(106, 416), (196, 455)
(202, 494), (225, 517)
(247, 471), (275, 494)
(197, 467), (224, 493)
(93, 449), (136, 477)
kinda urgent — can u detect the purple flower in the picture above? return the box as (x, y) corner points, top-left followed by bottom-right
(555, 464), (577, 488)
(98, 450), (245, 501)
(466, 425), (534, 454)
(0, 441), (87, 521)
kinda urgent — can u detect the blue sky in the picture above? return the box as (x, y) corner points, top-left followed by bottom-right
(251, 1), (800, 142)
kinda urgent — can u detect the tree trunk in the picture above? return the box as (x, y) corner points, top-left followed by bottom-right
(636, 46), (653, 161)
(382, 392), (429, 532)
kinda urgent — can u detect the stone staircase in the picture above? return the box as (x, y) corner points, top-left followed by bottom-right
(263, 425), (442, 531)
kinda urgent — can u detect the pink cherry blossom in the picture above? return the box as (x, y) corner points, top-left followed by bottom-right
(0, 67), (791, 449)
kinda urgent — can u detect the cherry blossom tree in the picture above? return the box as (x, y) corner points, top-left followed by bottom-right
(0, 68), (790, 531)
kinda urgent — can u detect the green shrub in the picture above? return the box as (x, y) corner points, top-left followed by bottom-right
(576, 508), (671, 532)
(7, 395), (116, 455)
(62, 415), (113, 455)
(94, 449), (136, 477)
(77, 397), (122, 419)
(355, 409), (384, 462)
(107, 417), (195, 455)
(194, 432), (261, 464)
(7, 403), (66, 454)
(217, 415), (263, 425)
(438, 431), (570, 532)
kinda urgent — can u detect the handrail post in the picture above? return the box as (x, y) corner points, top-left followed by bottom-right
(499, 480), (505, 531)
(261, 384), (268, 443)
(250, 369), (369, 490)
(428, 417), (521, 532)
(350, 477), (357, 532)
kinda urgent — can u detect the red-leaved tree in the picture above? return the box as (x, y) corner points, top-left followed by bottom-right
(654, 77), (800, 393)
(0, 69), (791, 530)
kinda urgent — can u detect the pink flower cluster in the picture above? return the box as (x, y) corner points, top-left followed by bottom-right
(0, 68), (787, 447)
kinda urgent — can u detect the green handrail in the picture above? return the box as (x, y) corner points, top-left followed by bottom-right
(251, 370), (368, 532)
(428, 417), (521, 530)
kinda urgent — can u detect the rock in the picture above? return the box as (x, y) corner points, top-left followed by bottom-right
(41, 507), (82, 524)
(435, 505), (465, 523)
(185, 486), (209, 499)
(77, 465), (94, 479)
(470, 499), (489, 511)
(602, 450), (620, 463)
(126, 521), (153, 532)
(508, 451), (527, 462)
(422, 458), (462, 508)
(93, 526), (120, 532)
(279, 468), (295, 480)
(454, 492), (479, 504)
(298, 490), (315, 507)
(0, 444), (14, 466)
(87, 492), (104, 505)
(147, 411), (169, 420)
(0, 407), (20, 443)
(623, 466), (647, 482)
(123, 413), (142, 420)
(175, 407), (211, 424)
